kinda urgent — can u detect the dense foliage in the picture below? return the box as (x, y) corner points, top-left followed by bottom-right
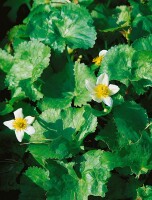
(0, 0), (152, 199)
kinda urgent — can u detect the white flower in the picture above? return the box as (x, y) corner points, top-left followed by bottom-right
(92, 50), (108, 66)
(85, 73), (120, 107)
(3, 108), (35, 142)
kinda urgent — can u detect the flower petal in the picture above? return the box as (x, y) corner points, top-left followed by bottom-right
(3, 120), (15, 130)
(85, 80), (95, 93)
(97, 73), (109, 85)
(15, 130), (24, 142)
(103, 97), (113, 107)
(25, 126), (35, 135)
(109, 84), (120, 95)
(14, 108), (24, 119)
(91, 95), (103, 103)
(99, 50), (108, 57)
(25, 116), (35, 125)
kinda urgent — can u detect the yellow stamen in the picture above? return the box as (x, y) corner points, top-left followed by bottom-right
(13, 118), (27, 131)
(92, 56), (103, 66)
(94, 84), (110, 98)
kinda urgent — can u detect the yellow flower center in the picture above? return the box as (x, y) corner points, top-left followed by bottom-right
(13, 118), (27, 131)
(94, 84), (110, 98)
(92, 56), (103, 66)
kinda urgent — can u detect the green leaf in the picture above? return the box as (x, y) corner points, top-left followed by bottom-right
(38, 96), (72, 110)
(79, 150), (121, 197)
(136, 185), (152, 200)
(28, 144), (51, 166)
(92, 5), (130, 33)
(96, 119), (119, 151)
(75, 0), (93, 7)
(58, 4), (96, 49)
(8, 25), (27, 49)
(41, 60), (96, 107)
(114, 6), (131, 27)
(46, 160), (80, 200)
(40, 62), (74, 108)
(132, 34), (152, 51)
(0, 102), (14, 116)
(19, 174), (45, 200)
(32, 0), (70, 9)
(29, 106), (96, 162)
(0, 49), (13, 73)
(47, 108), (85, 159)
(131, 79), (152, 95)
(112, 93), (125, 106)
(105, 174), (139, 200)
(46, 150), (120, 200)
(19, 79), (43, 101)
(5, 61), (33, 89)
(113, 101), (148, 145)
(27, 3), (96, 52)
(74, 61), (96, 106)
(0, 156), (24, 191)
(13, 101), (37, 117)
(61, 107), (85, 132)
(132, 15), (152, 40)
(5, 40), (51, 100)
(25, 167), (50, 191)
(0, 128), (26, 191)
(98, 45), (135, 85)
(29, 107), (86, 161)
(48, 137), (81, 160)
(129, 0), (152, 40)
(14, 40), (51, 82)
(131, 51), (152, 94)
(117, 132), (152, 175)
(77, 105), (97, 142)
(132, 51), (152, 82)
(30, 108), (61, 143)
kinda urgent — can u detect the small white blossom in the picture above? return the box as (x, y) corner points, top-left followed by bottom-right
(3, 108), (35, 142)
(92, 50), (108, 66)
(99, 50), (108, 57)
(85, 73), (120, 107)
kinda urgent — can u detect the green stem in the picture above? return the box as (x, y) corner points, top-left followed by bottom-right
(106, 0), (111, 8)
(20, 139), (53, 145)
(101, 102), (112, 114)
(91, 103), (112, 117)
